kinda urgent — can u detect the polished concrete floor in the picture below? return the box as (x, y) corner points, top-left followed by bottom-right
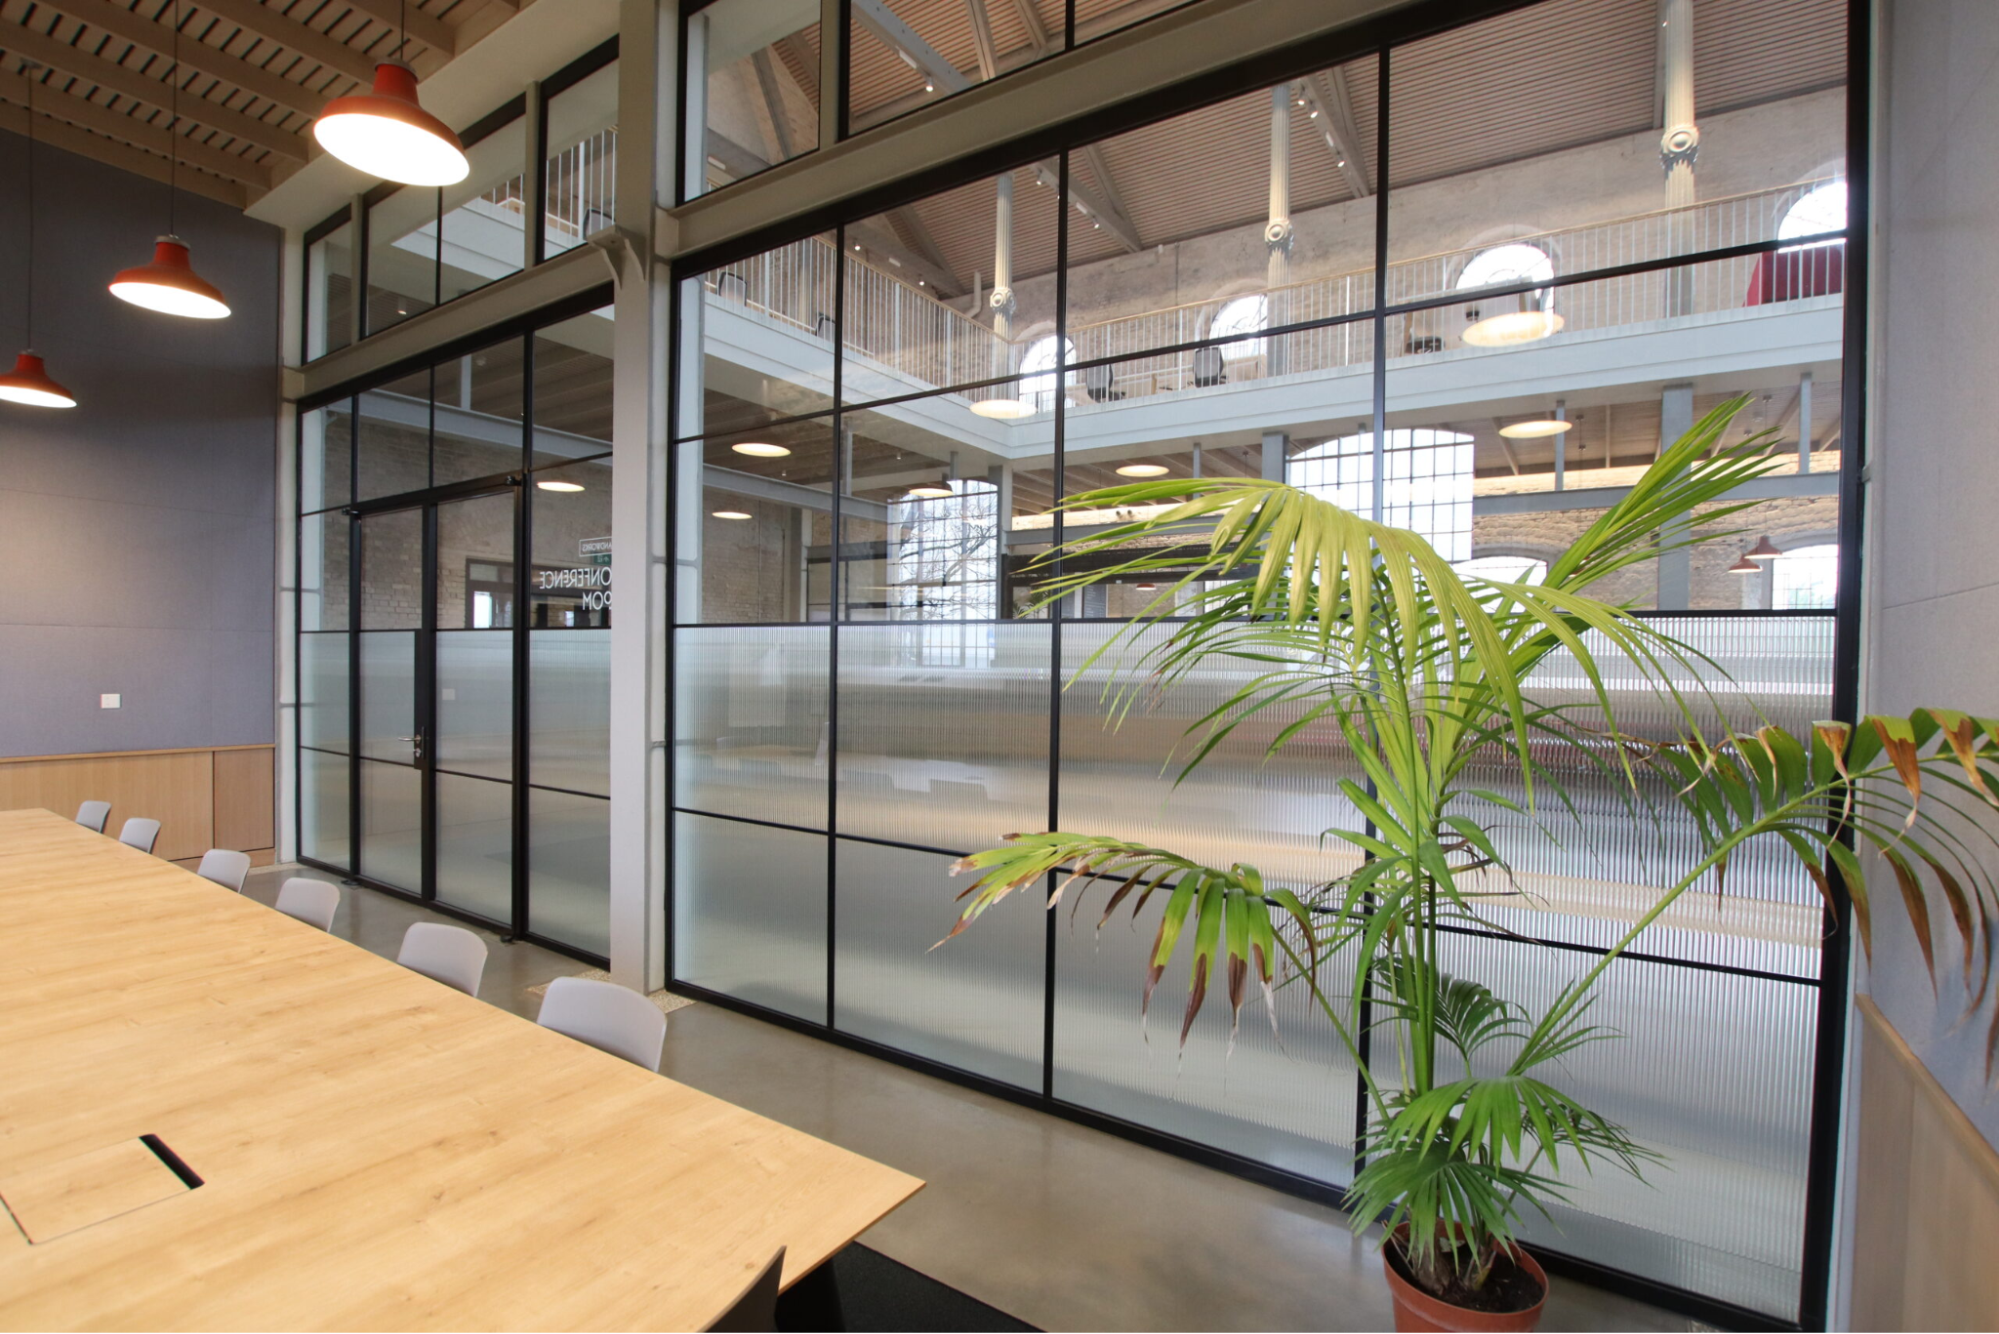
(245, 866), (1697, 1333)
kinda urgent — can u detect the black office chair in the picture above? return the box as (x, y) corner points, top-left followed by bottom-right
(1191, 344), (1226, 387)
(1084, 362), (1124, 402)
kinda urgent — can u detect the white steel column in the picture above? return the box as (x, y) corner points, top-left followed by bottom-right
(275, 226), (305, 864)
(1659, 0), (1697, 315)
(1265, 84), (1293, 375)
(608, 0), (672, 992)
(989, 170), (1016, 368)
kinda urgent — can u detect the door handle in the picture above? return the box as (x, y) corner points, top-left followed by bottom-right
(397, 732), (426, 763)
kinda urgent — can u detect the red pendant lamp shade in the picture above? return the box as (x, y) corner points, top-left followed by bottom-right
(0, 352), (77, 409)
(109, 237), (231, 320)
(314, 63), (470, 186)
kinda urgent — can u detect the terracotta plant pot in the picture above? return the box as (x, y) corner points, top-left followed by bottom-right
(1381, 1229), (1548, 1333)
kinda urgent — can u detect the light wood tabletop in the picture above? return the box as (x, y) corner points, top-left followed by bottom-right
(0, 808), (922, 1330)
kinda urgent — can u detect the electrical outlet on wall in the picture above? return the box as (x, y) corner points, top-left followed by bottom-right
(99, 694), (122, 709)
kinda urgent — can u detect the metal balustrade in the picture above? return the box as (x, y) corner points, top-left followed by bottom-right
(697, 177), (1843, 411)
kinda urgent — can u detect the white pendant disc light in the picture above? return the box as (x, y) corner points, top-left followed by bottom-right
(109, 0), (229, 320)
(969, 395), (1033, 420)
(1462, 311), (1563, 347)
(731, 442), (791, 458)
(1115, 463), (1171, 477)
(3, 62), (77, 408)
(1498, 418), (1573, 439)
(536, 479), (586, 492)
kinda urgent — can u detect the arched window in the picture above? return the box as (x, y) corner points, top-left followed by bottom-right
(1779, 181), (1846, 250)
(1771, 543), (1839, 609)
(1455, 243), (1554, 293)
(1454, 555), (1547, 585)
(1019, 335), (1076, 413)
(1210, 294), (1267, 360)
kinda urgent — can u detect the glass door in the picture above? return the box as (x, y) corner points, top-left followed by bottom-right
(350, 485), (522, 930)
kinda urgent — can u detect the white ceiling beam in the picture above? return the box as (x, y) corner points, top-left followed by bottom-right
(885, 205), (962, 295)
(0, 64), (271, 186)
(1075, 142), (1140, 248)
(0, 91), (246, 205)
(44, 0), (329, 118)
(1004, 0), (1049, 53)
(848, 217), (962, 296)
(191, 0), (378, 87)
(852, 0), (971, 94)
(1304, 69), (1371, 196)
(1031, 159), (1140, 253)
(334, 0), (457, 59)
(962, 0), (999, 80)
(747, 47), (794, 162)
(775, 31), (818, 99)
(3, 18), (311, 159)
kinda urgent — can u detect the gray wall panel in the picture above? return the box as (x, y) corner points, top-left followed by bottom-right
(0, 129), (281, 757)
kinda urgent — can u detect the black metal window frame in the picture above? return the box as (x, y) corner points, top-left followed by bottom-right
(299, 40), (622, 365)
(661, 1), (1872, 1329)
(294, 284), (618, 966)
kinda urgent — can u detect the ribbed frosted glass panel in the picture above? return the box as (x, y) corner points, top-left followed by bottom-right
(1456, 613), (1835, 973)
(530, 630), (609, 795)
(674, 812), (826, 1023)
(436, 772), (513, 923)
(1429, 934), (1814, 1321)
(1059, 621), (1365, 886)
(836, 624), (1050, 853)
(1052, 903), (1359, 1185)
(674, 627), (829, 830)
(357, 631), (416, 763)
(528, 790), (609, 956)
(436, 630), (513, 781)
(358, 759), (421, 892)
(300, 634), (350, 753)
(300, 748), (350, 869)
(833, 839), (1042, 1088)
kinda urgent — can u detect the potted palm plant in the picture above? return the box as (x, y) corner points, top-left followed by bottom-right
(942, 400), (1999, 1331)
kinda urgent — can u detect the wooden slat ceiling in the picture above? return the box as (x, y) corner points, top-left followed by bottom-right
(849, 0), (1845, 291)
(0, 0), (511, 208)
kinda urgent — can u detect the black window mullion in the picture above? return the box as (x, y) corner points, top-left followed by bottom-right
(824, 221), (847, 1032)
(1043, 150), (1071, 1102)
(512, 462), (531, 940)
(420, 503), (440, 901)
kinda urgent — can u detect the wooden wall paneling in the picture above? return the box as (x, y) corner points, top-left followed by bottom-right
(213, 747), (277, 853)
(1849, 995), (1999, 1330)
(0, 750), (215, 861)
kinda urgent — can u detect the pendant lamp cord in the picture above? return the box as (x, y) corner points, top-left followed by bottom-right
(397, 0), (407, 66)
(20, 60), (35, 349)
(167, 0), (180, 237)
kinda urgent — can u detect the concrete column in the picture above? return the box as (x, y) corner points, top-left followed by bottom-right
(1553, 399), (1567, 493)
(1798, 371), (1814, 474)
(608, 0), (670, 993)
(1656, 382), (1694, 609)
(1261, 431), (1287, 482)
(1265, 85), (1293, 375)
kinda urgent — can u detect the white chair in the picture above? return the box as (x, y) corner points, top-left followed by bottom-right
(74, 801), (111, 833)
(536, 976), (667, 1073)
(703, 1247), (785, 1333)
(274, 877), (341, 931)
(118, 818), (161, 855)
(195, 849), (252, 893)
(397, 923), (487, 998)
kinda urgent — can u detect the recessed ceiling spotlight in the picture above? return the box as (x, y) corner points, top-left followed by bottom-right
(1498, 419), (1574, 439)
(1116, 463), (1170, 477)
(732, 442), (791, 457)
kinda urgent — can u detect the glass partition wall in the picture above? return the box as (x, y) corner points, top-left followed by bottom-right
(669, 0), (1853, 1323)
(299, 298), (616, 960)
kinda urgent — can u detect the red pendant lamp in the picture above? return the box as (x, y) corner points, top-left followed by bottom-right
(108, 0), (230, 321)
(311, 0), (467, 186)
(1, 61), (77, 409)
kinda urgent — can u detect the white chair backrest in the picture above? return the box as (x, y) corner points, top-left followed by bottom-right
(274, 877), (341, 931)
(74, 801), (111, 833)
(397, 923), (487, 997)
(536, 976), (667, 1072)
(118, 818), (161, 854)
(703, 1247), (785, 1333)
(196, 849), (252, 893)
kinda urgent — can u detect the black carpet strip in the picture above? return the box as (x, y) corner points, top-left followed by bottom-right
(774, 1242), (1039, 1333)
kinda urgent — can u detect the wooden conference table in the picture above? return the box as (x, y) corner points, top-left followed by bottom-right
(0, 808), (921, 1329)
